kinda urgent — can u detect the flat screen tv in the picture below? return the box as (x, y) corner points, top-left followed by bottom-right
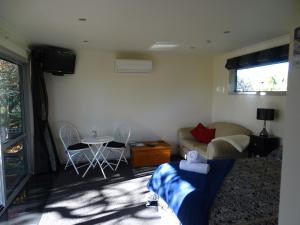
(42, 46), (76, 75)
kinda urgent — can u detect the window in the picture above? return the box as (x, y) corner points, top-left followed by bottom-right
(0, 59), (23, 141)
(234, 62), (289, 94)
(226, 44), (289, 95)
(0, 56), (30, 210)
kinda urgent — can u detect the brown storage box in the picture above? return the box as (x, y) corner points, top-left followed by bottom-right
(131, 140), (171, 167)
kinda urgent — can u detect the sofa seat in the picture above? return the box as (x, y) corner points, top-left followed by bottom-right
(178, 122), (252, 160)
(181, 138), (208, 157)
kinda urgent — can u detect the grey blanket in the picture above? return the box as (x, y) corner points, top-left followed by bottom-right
(209, 158), (281, 225)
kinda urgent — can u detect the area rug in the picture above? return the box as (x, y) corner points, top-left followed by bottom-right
(38, 173), (164, 225)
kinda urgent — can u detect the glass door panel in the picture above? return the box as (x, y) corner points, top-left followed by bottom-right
(0, 57), (27, 207)
(3, 141), (26, 198)
(0, 59), (23, 142)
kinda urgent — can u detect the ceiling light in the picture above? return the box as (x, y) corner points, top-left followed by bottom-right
(78, 18), (87, 21)
(149, 42), (179, 51)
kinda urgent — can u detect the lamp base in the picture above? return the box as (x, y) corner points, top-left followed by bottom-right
(259, 127), (269, 137)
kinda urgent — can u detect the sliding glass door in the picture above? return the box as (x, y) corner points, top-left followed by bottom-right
(0, 56), (29, 208)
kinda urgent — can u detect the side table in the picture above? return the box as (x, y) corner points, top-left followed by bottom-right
(81, 136), (114, 178)
(131, 140), (171, 167)
(248, 135), (280, 157)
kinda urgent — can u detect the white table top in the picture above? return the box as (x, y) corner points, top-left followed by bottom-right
(81, 136), (113, 145)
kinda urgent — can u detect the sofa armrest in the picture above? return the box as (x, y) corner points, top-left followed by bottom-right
(207, 139), (247, 159)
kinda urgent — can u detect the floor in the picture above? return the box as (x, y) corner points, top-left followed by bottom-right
(0, 158), (176, 225)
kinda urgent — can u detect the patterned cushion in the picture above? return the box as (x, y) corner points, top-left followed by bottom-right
(106, 141), (125, 148)
(67, 143), (89, 150)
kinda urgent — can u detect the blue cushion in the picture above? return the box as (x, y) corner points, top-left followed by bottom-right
(67, 143), (89, 150)
(106, 141), (125, 148)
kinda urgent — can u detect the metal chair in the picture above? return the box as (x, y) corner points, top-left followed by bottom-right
(59, 123), (91, 175)
(105, 125), (131, 171)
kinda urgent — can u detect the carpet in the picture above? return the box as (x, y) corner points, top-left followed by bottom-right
(38, 169), (165, 225)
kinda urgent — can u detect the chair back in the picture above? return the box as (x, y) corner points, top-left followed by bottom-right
(59, 124), (81, 151)
(114, 124), (131, 145)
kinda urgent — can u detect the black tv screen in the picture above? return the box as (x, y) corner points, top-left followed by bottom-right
(43, 46), (76, 75)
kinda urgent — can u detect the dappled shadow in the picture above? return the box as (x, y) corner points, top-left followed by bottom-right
(36, 163), (161, 224)
(0, 162), (160, 225)
(76, 204), (160, 225)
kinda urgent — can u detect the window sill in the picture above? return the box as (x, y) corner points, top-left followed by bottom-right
(228, 91), (287, 96)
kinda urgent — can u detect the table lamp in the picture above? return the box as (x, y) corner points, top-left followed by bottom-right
(257, 108), (275, 137)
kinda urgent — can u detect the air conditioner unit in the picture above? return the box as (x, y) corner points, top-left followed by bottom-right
(115, 59), (153, 73)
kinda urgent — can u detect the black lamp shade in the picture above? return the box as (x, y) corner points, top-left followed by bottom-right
(257, 108), (275, 121)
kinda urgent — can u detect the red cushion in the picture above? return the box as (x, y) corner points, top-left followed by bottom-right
(190, 123), (216, 144)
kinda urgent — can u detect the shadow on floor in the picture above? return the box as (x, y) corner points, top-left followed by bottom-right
(0, 161), (163, 225)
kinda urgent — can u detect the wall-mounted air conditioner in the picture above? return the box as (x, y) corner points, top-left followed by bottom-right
(115, 59), (153, 73)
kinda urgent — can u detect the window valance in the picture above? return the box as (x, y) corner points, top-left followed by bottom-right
(225, 44), (289, 70)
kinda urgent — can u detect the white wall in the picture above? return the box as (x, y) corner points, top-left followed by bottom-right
(279, 1), (300, 223)
(45, 51), (213, 161)
(211, 35), (289, 138)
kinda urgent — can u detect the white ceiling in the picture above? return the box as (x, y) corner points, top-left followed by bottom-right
(0, 0), (293, 53)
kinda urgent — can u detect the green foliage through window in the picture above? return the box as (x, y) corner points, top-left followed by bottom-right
(0, 59), (23, 141)
(235, 62), (289, 93)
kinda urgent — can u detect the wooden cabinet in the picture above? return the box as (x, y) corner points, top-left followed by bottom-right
(131, 141), (171, 167)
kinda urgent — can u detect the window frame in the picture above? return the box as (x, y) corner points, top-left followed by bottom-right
(0, 51), (32, 213)
(228, 62), (288, 96)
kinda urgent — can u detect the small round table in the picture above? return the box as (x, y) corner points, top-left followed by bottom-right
(81, 136), (114, 179)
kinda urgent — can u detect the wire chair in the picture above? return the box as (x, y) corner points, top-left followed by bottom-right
(59, 123), (91, 175)
(105, 125), (131, 171)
